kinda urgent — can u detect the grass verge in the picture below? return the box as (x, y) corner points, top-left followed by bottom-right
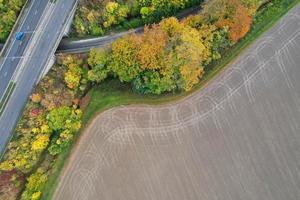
(0, 82), (16, 116)
(41, 1), (300, 199)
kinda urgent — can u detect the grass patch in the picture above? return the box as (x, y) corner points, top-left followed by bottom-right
(41, 1), (300, 199)
(0, 82), (16, 116)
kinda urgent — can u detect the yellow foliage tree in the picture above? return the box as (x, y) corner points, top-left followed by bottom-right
(31, 134), (50, 151)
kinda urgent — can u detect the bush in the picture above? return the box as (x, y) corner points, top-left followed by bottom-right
(21, 169), (48, 200)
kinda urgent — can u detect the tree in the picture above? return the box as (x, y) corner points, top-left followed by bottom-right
(203, 0), (252, 42)
(63, 55), (83, 90)
(21, 169), (47, 200)
(133, 69), (176, 94)
(46, 106), (72, 131)
(110, 35), (141, 82)
(87, 48), (110, 83)
(30, 93), (42, 103)
(47, 107), (82, 156)
(73, 15), (87, 36)
(31, 134), (50, 151)
(159, 17), (182, 37)
(135, 25), (168, 70)
(102, 2), (130, 28)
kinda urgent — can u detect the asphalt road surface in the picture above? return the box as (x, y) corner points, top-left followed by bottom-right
(0, 0), (78, 153)
(54, 4), (300, 200)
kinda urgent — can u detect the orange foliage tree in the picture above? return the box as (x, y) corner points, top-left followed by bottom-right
(204, 0), (252, 42)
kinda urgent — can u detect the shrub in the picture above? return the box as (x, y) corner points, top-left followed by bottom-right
(21, 169), (48, 200)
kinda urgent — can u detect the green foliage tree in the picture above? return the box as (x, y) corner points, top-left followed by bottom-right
(47, 107), (82, 156)
(21, 168), (48, 200)
(87, 48), (110, 83)
(46, 106), (72, 131)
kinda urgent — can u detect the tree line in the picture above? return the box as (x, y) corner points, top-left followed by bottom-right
(78, 0), (262, 94)
(0, 0), (26, 42)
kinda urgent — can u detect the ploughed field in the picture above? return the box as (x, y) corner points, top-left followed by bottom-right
(54, 4), (300, 200)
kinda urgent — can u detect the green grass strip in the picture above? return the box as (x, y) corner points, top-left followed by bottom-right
(0, 82), (16, 116)
(41, 1), (300, 199)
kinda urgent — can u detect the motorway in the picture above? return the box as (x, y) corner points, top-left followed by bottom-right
(0, 0), (48, 106)
(54, 4), (300, 200)
(0, 0), (78, 153)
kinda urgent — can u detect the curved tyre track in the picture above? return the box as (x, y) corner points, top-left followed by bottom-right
(54, 5), (300, 200)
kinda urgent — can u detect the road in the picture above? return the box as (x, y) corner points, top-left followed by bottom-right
(0, 0), (48, 104)
(0, 0), (78, 154)
(54, 4), (300, 200)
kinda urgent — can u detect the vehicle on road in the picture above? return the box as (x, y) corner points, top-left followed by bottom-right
(16, 32), (24, 40)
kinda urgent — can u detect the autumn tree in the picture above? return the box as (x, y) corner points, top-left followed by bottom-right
(110, 35), (141, 82)
(102, 2), (130, 28)
(87, 48), (110, 83)
(47, 107), (82, 156)
(203, 0), (252, 42)
(21, 168), (48, 200)
(46, 106), (72, 131)
(159, 17), (182, 37)
(63, 55), (83, 90)
(30, 93), (42, 103)
(135, 25), (168, 70)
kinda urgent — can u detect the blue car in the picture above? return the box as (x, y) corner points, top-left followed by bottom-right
(16, 32), (24, 40)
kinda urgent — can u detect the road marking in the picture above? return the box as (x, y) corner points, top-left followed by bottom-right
(5, 56), (27, 59)
(22, 31), (36, 34)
